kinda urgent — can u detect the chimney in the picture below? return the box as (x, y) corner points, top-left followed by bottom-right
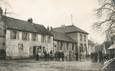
(50, 26), (53, 31)
(47, 26), (50, 31)
(27, 18), (33, 23)
(47, 26), (53, 31)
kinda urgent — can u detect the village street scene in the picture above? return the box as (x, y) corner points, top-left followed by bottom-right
(0, 0), (115, 71)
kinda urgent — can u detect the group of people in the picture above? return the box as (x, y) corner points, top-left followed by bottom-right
(35, 50), (65, 61)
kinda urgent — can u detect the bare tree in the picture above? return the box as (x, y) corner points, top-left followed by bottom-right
(95, 0), (115, 41)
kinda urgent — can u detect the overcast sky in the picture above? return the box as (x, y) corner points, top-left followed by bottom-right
(1, 0), (105, 43)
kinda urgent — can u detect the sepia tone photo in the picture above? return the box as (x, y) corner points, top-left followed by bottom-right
(0, 0), (115, 71)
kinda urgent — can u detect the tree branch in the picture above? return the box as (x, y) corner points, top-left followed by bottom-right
(97, 7), (115, 12)
(95, 19), (112, 27)
(101, 3), (114, 8)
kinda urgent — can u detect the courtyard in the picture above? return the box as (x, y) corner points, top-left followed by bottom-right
(0, 60), (102, 71)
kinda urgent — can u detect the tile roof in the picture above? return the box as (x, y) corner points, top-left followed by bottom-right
(53, 25), (88, 34)
(51, 31), (76, 43)
(33, 24), (53, 35)
(2, 16), (53, 36)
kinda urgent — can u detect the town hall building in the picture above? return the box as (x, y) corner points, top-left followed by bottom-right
(51, 25), (88, 61)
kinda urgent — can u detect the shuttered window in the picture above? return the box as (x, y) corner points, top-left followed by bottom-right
(10, 30), (19, 39)
(32, 33), (37, 41)
(22, 32), (29, 40)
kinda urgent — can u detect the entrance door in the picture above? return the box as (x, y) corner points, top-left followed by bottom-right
(18, 43), (24, 58)
(33, 46), (37, 57)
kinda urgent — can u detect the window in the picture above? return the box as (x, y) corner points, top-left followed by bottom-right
(67, 43), (69, 50)
(41, 35), (44, 42)
(76, 46), (78, 52)
(84, 35), (86, 41)
(72, 44), (74, 50)
(47, 36), (51, 43)
(10, 30), (19, 39)
(32, 33), (37, 41)
(54, 45), (56, 47)
(41, 35), (46, 42)
(22, 32), (29, 40)
(84, 44), (87, 51)
(80, 34), (82, 41)
(80, 43), (83, 52)
(60, 42), (63, 50)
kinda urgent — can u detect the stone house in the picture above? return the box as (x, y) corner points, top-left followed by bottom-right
(0, 8), (53, 59)
(52, 25), (88, 61)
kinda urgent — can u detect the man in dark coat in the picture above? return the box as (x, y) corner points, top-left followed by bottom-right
(36, 53), (39, 61)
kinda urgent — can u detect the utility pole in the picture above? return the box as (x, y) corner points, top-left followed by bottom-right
(70, 14), (74, 25)
(3, 8), (16, 16)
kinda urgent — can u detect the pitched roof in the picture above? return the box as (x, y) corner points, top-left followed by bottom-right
(53, 25), (88, 34)
(2, 16), (53, 36)
(51, 31), (76, 43)
(33, 24), (53, 35)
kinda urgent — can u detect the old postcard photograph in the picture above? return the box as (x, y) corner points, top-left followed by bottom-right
(0, 0), (115, 71)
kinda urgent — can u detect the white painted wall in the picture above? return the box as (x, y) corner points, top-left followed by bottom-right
(67, 32), (88, 60)
(5, 30), (53, 59)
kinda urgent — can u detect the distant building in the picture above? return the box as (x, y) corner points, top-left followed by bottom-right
(0, 8), (53, 59)
(51, 25), (88, 61)
(87, 40), (95, 55)
(108, 41), (115, 58)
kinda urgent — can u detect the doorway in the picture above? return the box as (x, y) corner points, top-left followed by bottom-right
(33, 46), (37, 57)
(33, 46), (42, 57)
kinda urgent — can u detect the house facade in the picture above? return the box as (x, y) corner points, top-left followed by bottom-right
(52, 25), (88, 61)
(0, 8), (53, 59)
(51, 31), (77, 61)
(5, 29), (53, 59)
